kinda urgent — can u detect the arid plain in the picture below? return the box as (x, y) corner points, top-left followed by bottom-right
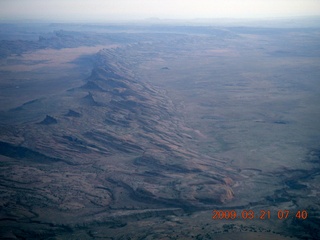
(0, 23), (320, 239)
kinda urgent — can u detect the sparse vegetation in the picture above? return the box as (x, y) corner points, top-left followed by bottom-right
(0, 22), (319, 239)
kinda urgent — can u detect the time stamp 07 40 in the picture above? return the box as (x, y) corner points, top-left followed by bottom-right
(212, 209), (308, 220)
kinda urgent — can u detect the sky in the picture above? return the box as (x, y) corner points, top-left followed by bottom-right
(1, 0), (320, 22)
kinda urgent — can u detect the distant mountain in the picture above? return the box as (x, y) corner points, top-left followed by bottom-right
(0, 29), (134, 58)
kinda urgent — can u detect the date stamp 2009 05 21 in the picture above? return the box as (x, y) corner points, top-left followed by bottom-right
(212, 209), (308, 220)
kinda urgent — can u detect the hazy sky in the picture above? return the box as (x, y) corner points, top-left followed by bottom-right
(1, 0), (320, 22)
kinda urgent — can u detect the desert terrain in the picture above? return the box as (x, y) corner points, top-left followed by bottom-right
(0, 23), (319, 239)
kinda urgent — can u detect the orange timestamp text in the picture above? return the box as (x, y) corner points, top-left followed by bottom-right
(212, 209), (308, 220)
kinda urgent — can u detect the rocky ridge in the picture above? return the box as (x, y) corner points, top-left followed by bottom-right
(0, 49), (237, 237)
